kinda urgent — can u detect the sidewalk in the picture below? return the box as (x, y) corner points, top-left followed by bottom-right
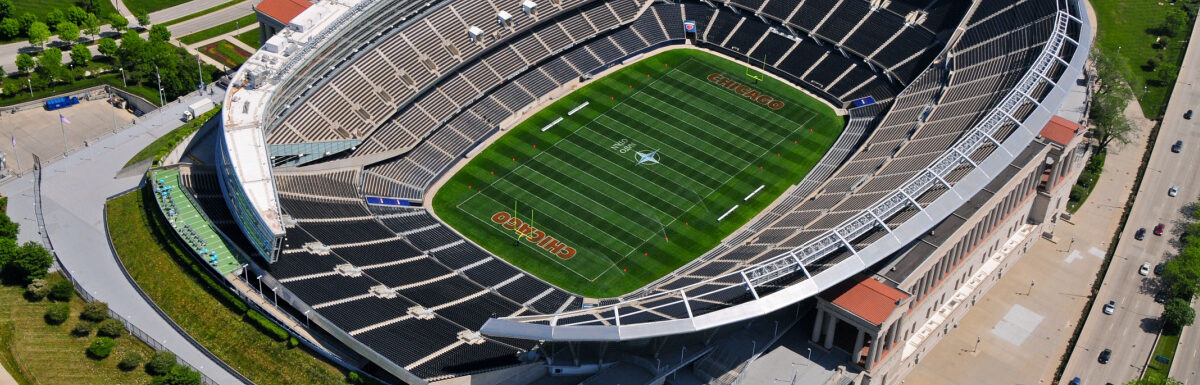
(904, 90), (1156, 385)
(0, 88), (243, 385)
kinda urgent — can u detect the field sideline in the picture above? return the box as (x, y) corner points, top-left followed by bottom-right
(432, 49), (844, 298)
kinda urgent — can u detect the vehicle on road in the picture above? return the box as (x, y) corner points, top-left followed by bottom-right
(1173, 140), (1184, 153)
(1140, 262), (1152, 276)
(1156, 262), (1165, 275)
(1069, 378), (1080, 385)
(1185, 110), (1193, 120)
(1136, 228), (1146, 240)
(1103, 300), (1115, 315)
(1169, 186), (1179, 197)
(1155, 224), (1166, 236)
(1099, 348), (1111, 364)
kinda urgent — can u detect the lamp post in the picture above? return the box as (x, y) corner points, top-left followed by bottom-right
(26, 77), (32, 97)
(806, 347), (812, 360)
(974, 337), (981, 353)
(154, 65), (164, 106)
(1027, 280), (1035, 296)
(119, 67), (127, 87)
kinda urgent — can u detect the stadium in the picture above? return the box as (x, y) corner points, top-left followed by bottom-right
(200, 0), (1092, 383)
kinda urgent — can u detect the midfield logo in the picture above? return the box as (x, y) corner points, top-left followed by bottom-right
(491, 211), (577, 259)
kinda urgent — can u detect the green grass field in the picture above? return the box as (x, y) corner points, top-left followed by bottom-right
(433, 49), (843, 298)
(1092, 0), (1197, 118)
(121, 0), (187, 16)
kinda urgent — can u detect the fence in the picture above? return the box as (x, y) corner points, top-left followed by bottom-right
(32, 155), (226, 385)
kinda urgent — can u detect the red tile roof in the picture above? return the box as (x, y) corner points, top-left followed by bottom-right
(256, 0), (312, 25)
(822, 276), (909, 326)
(1040, 115), (1084, 147)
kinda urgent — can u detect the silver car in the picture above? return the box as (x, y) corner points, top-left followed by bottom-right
(1169, 186), (1179, 197)
(1103, 300), (1115, 315)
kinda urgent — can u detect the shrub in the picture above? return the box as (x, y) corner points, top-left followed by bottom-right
(71, 321), (95, 337)
(87, 337), (116, 359)
(151, 364), (201, 385)
(347, 372), (364, 384)
(287, 336), (299, 349)
(146, 351), (176, 376)
(118, 352), (143, 371)
(97, 318), (124, 338)
(244, 310), (288, 341)
(48, 279), (74, 302)
(44, 302), (70, 325)
(24, 278), (48, 301)
(80, 301), (109, 322)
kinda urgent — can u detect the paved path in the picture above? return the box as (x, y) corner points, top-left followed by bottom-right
(0, 88), (242, 385)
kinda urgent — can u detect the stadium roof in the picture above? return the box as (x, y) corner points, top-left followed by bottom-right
(256, 0), (312, 24)
(1040, 115), (1084, 147)
(822, 276), (909, 326)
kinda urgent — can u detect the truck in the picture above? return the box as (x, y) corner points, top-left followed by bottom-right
(182, 98), (215, 121)
(45, 96), (79, 111)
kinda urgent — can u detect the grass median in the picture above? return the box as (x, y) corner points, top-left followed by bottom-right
(106, 190), (350, 385)
(179, 14), (258, 45)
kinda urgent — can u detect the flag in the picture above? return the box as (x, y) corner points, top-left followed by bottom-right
(683, 20), (696, 33)
(59, 114), (70, 125)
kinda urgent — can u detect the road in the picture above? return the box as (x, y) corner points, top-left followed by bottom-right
(1166, 14), (1200, 385)
(0, 88), (243, 385)
(1060, 13), (1200, 385)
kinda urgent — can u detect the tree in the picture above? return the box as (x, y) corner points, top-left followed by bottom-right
(0, 18), (19, 39)
(0, 215), (16, 241)
(1089, 47), (1136, 153)
(46, 10), (66, 27)
(48, 278), (73, 301)
(97, 318), (124, 338)
(87, 337), (116, 359)
(1164, 297), (1197, 332)
(97, 37), (118, 58)
(70, 44), (91, 67)
(82, 13), (101, 40)
(26, 21), (50, 48)
(108, 13), (128, 32)
(0, 0), (12, 20)
(16, 12), (35, 32)
(149, 24), (170, 43)
(80, 301), (108, 322)
(14, 53), (34, 73)
(56, 21), (80, 44)
(118, 352), (143, 371)
(5, 242), (53, 283)
(65, 6), (88, 25)
(44, 302), (69, 325)
(135, 11), (149, 27)
(151, 365), (201, 385)
(146, 351), (176, 375)
(1126, 377), (1184, 385)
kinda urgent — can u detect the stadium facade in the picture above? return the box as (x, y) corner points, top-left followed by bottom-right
(210, 0), (1092, 383)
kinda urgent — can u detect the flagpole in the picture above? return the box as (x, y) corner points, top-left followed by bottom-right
(11, 137), (19, 173)
(59, 115), (68, 155)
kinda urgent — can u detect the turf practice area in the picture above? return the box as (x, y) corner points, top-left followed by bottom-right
(433, 49), (843, 297)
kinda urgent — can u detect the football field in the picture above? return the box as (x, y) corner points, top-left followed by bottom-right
(432, 49), (843, 297)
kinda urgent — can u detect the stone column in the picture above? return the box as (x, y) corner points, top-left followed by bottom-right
(823, 312), (837, 350)
(852, 329), (865, 365)
(864, 333), (879, 369)
(812, 307), (825, 342)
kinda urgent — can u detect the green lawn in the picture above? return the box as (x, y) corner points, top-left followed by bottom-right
(0, 278), (155, 385)
(124, 107), (219, 167)
(1145, 331), (1180, 380)
(121, 0), (188, 16)
(235, 28), (260, 49)
(1092, 0), (1198, 119)
(432, 49), (844, 297)
(178, 14), (257, 45)
(199, 40), (251, 68)
(106, 191), (352, 385)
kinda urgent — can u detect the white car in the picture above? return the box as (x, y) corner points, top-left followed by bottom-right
(1140, 262), (1152, 276)
(1103, 300), (1115, 315)
(1169, 186), (1179, 197)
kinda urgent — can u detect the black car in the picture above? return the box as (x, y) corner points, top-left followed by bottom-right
(1174, 140), (1184, 153)
(1156, 290), (1169, 304)
(1099, 348), (1112, 364)
(1186, 110), (1193, 120)
(1136, 228), (1146, 240)
(1155, 262), (1165, 276)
